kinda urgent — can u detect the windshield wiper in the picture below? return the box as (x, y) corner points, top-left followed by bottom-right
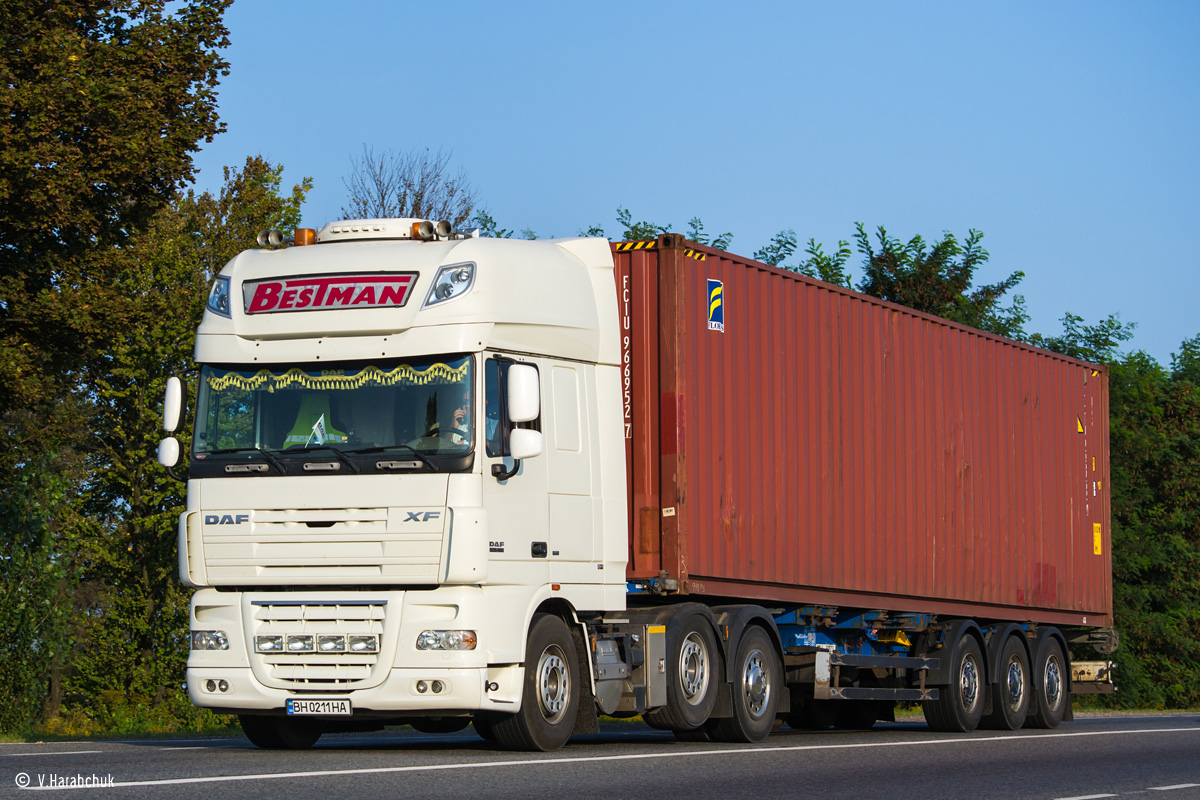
(343, 444), (440, 472)
(294, 444), (361, 474)
(206, 447), (288, 473)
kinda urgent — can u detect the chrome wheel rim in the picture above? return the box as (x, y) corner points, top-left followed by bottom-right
(536, 645), (570, 723)
(1044, 656), (1063, 710)
(960, 655), (980, 713)
(679, 632), (710, 705)
(742, 648), (771, 718)
(1006, 657), (1026, 713)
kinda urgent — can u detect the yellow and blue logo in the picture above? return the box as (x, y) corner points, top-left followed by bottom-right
(707, 279), (724, 333)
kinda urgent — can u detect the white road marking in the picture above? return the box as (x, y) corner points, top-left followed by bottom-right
(17, 725), (1200, 791)
(1053, 795), (1117, 800)
(1148, 786), (1200, 791)
(0, 752), (103, 758)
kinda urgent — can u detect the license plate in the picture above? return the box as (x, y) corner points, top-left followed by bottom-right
(286, 698), (351, 716)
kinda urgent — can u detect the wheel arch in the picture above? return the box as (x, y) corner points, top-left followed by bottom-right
(984, 623), (1033, 686)
(920, 619), (987, 685)
(708, 604), (785, 675)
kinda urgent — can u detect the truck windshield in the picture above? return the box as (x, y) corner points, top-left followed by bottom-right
(192, 355), (474, 471)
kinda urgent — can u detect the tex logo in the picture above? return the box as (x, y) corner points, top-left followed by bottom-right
(707, 279), (724, 333)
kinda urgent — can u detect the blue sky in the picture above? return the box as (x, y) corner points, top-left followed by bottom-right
(191, 1), (1199, 365)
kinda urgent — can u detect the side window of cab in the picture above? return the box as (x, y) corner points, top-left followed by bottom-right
(485, 358), (541, 458)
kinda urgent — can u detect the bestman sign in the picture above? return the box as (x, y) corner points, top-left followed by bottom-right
(243, 272), (419, 314)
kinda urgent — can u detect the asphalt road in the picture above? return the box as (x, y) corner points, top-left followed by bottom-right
(2, 714), (1197, 799)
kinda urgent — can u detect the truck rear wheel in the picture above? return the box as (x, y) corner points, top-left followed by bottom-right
(708, 627), (780, 743)
(980, 635), (1031, 730)
(1027, 636), (1068, 729)
(491, 613), (580, 751)
(643, 614), (720, 731)
(923, 632), (984, 732)
(239, 715), (322, 750)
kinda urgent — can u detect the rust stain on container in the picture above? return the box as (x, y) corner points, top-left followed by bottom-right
(613, 234), (1112, 627)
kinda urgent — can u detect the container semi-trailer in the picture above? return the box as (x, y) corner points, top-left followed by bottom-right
(159, 220), (1115, 751)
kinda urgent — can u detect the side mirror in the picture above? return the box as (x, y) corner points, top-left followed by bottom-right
(158, 437), (180, 468)
(510, 429), (544, 460)
(163, 376), (184, 433)
(506, 364), (540, 423)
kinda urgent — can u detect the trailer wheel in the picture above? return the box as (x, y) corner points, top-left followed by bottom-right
(980, 635), (1031, 730)
(923, 632), (984, 732)
(834, 700), (881, 730)
(708, 626), (780, 743)
(239, 715), (321, 750)
(643, 614), (720, 731)
(410, 717), (471, 734)
(491, 613), (580, 751)
(785, 697), (839, 731)
(1027, 636), (1068, 729)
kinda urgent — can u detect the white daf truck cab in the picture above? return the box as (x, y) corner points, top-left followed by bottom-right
(160, 219), (633, 750)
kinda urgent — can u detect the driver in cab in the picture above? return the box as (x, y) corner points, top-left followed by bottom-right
(411, 389), (472, 450)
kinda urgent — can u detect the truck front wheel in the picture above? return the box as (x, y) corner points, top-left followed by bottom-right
(239, 715), (321, 749)
(492, 613), (580, 751)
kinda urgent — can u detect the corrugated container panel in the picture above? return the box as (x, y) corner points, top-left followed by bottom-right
(613, 235), (1112, 627)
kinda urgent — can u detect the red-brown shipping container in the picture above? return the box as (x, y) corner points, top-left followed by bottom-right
(614, 234), (1112, 628)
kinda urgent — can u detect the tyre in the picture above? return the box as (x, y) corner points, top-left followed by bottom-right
(833, 700), (881, 730)
(643, 614), (721, 732)
(979, 635), (1031, 731)
(410, 717), (471, 734)
(923, 631), (985, 732)
(472, 713), (498, 741)
(239, 715), (321, 749)
(491, 613), (580, 751)
(708, 627), (781, 743)
(1027, 635), (1068, 729)
(673, 724), (715, 742)
(784, 697), (839, 731)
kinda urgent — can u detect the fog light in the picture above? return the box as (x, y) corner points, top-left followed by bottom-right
(218, 680), (229, 692)
(255, 635), (283, 653)
(431, 680), (444, 694)
(417, 681), (428, 694)
(348, 635), (378, 653)
(416, 630), (477, 651)
(286, 634), (314, 652)
(318, 635), (346, 653)
(191, 630), (229, 651)
(205, 680), (217, 692)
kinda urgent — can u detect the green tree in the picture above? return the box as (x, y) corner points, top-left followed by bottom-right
(60, 158), (310, 722)
(1102, 344), (1200, 707)
(794, 238), (853, 287)
(0, 0), (230, 409)
(853, 223), (1028, 340)
(687, 217), (732, 251)
(1028, 312), (1137, 363)
(616, 207), (671, 241)
(0, 453), (77, 732)
(0, 0), (231, 733)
